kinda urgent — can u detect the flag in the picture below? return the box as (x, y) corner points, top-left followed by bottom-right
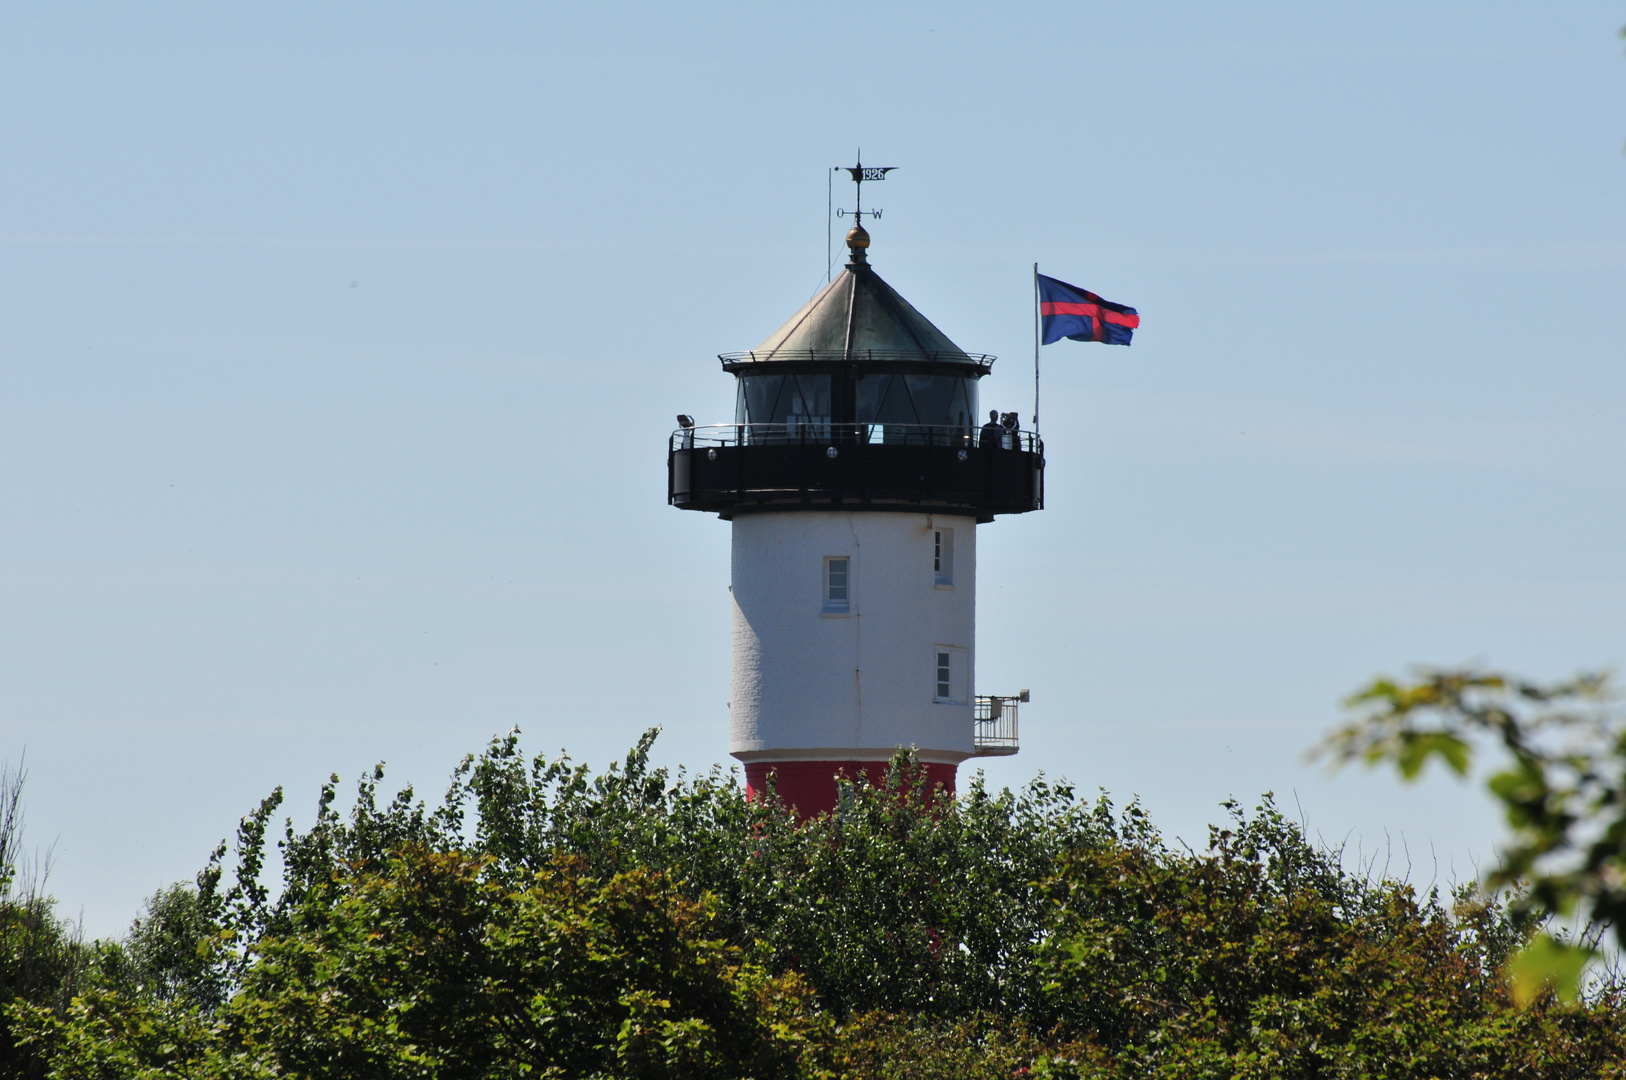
(1038, 274), (1140, 346)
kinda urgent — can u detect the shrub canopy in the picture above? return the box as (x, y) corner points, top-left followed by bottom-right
(5, 732), (1626, 1079)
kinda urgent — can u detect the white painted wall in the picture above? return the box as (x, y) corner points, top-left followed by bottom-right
(729, 510), (977, 764)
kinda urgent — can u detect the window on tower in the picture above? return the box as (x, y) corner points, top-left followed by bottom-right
(824, 557), (850, 613)
(933, 646), (968, 703)
(933, 528), (954, 587)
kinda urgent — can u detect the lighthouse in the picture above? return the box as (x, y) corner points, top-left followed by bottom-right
(668, 176), (1043, 815)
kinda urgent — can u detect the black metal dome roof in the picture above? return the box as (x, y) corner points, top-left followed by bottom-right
(722, 240), (992, 369)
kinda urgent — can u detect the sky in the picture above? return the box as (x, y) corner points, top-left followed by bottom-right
(2, 3), (1624, 938)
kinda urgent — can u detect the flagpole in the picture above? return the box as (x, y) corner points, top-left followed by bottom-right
(1032, 263), (1041, 435)
(827, 168), (833, 283)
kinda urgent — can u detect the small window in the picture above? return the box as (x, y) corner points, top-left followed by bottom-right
(824, 556), (850, 612)
(933, 528), (954, 587)
(933, 646), (968, 703)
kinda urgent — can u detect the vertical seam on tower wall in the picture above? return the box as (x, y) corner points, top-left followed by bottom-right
(848, 513), (862, 745)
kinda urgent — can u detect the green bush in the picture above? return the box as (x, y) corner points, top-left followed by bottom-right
(0, 762), (95, 1080)
(9, 733), (1626, 1079)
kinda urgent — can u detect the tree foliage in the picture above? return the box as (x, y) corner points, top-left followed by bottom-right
(0, 761), (95, 1080)
(1315, 667), (1626, 1000)
(239, 729), (1109, 1020)
(22, 851), (817, 1080)
(7, 731), (1626, 1078)
(1034, 799), (1626, 1078)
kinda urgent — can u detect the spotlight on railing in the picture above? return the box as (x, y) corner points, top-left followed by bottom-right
(676, 414), (695, 429)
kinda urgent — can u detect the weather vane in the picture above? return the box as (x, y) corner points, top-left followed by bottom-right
(834, 152), (895, 224)
(827, 153), (896, 280)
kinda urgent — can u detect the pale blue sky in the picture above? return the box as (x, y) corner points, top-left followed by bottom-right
(3, 3), (1624, 936)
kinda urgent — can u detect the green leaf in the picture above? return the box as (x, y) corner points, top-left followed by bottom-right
(1396, 732), (1472, 779)
(1505, 933), (1595, 1006)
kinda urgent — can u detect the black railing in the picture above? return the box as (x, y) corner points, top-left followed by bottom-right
(669, 425), (1044, 518)
(670, 423), (1041, 453)
(719, 349), (995, 373)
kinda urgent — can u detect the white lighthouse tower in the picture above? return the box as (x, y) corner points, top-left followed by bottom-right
(669, 182), (1042, 815)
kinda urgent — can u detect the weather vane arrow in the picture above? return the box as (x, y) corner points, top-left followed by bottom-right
(845, 165), (896, 183)
(834, 152), (895, 223)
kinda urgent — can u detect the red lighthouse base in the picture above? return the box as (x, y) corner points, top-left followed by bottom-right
(744, 760), (958, 818)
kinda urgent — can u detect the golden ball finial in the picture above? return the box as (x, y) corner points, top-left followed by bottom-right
(846, 223), (870, 262)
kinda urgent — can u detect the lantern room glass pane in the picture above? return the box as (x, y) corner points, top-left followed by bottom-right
(905, 375), (952, 428)
(788, 374), (831, 427)
(735, 374), (830, 426)
(951, 379), (978, 430)
(737, 375), (784, 424)
(856, 374), (917, 426)
(740, 371), (978, 434)
(855, 374), (978, 429)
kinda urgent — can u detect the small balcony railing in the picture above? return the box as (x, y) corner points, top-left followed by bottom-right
(973, 691), (1027, 757)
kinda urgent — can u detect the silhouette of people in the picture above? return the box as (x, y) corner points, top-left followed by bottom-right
(979, 409), (1004, 449)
